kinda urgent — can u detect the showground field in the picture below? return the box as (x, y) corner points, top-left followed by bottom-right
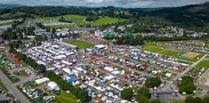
(64, 40), (95, 49)
(41, 15), (85, 22)
(181, 52), (199, 59)
(196, 60), (209, 68)
(79, 16), (127, 27)
(141, 42), (205, 63)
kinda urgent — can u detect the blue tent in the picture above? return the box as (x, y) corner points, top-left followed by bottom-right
(69, 78), (76, 82)
(82, 67), (88, 70)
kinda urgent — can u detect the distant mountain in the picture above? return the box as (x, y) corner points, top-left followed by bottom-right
(146, 1), (209, 28)
(0, 4), (24, 9)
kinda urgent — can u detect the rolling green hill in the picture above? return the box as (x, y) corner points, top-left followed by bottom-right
(0, 2), (209, 33)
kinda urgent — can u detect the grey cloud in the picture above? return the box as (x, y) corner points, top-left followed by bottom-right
(0, 0), (209, 8)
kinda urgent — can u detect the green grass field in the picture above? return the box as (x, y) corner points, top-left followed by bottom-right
(13, 71), (18, 76)
(41, 15), (85, 22)
(64, 40), (95, 49)
(170, 100), (185, 103)
(56, 92), (78, 103)
(20, 70), (30, 76)
(141, 46), (179, 56)
(142, 42), (206, 62)
(79, 16), (127, 27)
(174, 52), (205, 62)
(0, 79), (9, 92)
(0, 22), (14, 26)
(196, 60), (209, 68)
(0, 12), (25, 18)
(47, 24), (76, 29)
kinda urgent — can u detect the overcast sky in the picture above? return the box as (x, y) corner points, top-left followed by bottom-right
(1, 0), (209, 8)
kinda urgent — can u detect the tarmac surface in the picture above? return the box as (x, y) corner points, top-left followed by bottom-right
(0, 70), (30, 103)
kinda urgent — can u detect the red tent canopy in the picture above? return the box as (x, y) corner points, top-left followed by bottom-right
(98, 60), (105, 63)
(16, 58), (21, 61)
(96, 98), (101, 101)
(124, 75), (128, 79)
(13, 55), (17, 58)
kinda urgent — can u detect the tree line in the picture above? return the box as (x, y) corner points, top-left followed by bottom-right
(185, 96), (209, 103)
(104, 35), (144, 46)
(121, 87), (161, 103)
(9, 48), (46, 73)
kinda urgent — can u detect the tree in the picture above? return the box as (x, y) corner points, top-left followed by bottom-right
(194, 97), (202, 103)
(78, 90), (91, 103)
(182, 76), (193, 83)
(121, 88), (133, 101)
(180, 76), (196, 94)
(179, 82), (196, 94)
(136, 95), (149, 103)
(36, 64), (46, 73)
(137, 87), (151, 98)
(185, 96), (194, 103)
(145, 77), (161, 88)
(203, 97), (209, 103)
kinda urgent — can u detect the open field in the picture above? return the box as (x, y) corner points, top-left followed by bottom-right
(47, 24), (76, 29)
(64, 40), (95, 49)
(41, 15), (85, 22)
(0, 22), (14, 26)
(38, 85), (78, 103)
(0, 12), (25, 18)
(141, 46), (179, 56)
(79, 16), (127, 27)
(56, 92), (78, 103)
(196, 60), (209, 68)
(6, 54), (27, 67)
(0, 79), (9, 92)
(142, 42), (205, 62)
(182, 52), (199, 58)
(20, 70), (29, 76)
(175, 52), (205, 62)
(170, 100), (185, 103)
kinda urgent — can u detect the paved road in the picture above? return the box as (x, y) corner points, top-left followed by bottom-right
(196, 67), (209, 84)
(0, 70), (30, 103)
(8, 67), (38, 86)
(177, 54), (208, 78)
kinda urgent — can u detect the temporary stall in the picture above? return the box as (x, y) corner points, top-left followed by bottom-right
(104, 67), (114, 72)
(95, 44), (105, 49)
(68, 78), (77, 82)
(12, 55), (17, 58)
(16, 58), (21, 61)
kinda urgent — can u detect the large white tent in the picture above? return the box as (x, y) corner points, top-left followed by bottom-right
(48, 81), (60, 91)
(35, 77), (50, 85)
